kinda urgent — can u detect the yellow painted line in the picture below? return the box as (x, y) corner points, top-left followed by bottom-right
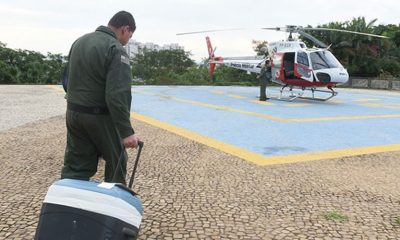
(290, 114), (400, 122)
(361, 103), (400, 110)
(354, 98), (380, 102)
(255, 144), (400, 165)
(132, 113), (273, 165)
(361, 103), (382, 108)
(132, 112), (400, 165)
(47, 85), (64, 92)
(210, 90), (225, 94)
(209, 90), (246, 99)
(227, 94), (246, 99)
(249, 100), (274, 106)
(135, 89), (288, 122)
(285, 103), (311, 107)
(135, 90), (400, 123)
(328, 100), (344, 104)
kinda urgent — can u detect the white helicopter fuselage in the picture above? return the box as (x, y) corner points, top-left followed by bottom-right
(207, 36), (349, 88)
(268, 40), (349, 87)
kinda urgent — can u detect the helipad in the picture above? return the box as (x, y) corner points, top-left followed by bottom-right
(131, 86), (400, 165)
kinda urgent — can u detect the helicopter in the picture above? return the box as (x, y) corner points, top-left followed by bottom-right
(177, 26), (388, 101)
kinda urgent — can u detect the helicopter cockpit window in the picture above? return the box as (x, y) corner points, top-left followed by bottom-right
(297, 51), (309, 67)
(310, 50), (342, 70)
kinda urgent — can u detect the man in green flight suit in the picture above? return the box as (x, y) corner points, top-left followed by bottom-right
(61, 11), (139, 185)
(258, 58), (271, 101)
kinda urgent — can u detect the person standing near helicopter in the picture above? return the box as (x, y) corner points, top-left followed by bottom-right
(258, 55), (272, 101)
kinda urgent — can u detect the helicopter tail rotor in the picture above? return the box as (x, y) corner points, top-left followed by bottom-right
(205, 36), (223, 75)
(206, 36), (215, 58)
(206, 36), (216, 75)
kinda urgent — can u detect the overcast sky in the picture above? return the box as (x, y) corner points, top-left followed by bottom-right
(0, 0), (399, 61)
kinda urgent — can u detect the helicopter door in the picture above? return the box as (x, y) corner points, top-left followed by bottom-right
(294, 51), (313, 81)
(271, 52), (284, 83)
(282, 52), (295, 79)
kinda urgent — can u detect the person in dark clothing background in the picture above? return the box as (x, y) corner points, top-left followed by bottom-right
(258, 58), (272, 101)
(61, 11), (139, 185)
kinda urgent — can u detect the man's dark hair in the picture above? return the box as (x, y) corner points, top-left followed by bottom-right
(108, 11), (136, 32)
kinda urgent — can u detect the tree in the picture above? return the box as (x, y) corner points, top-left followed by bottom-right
(0, 43), (66, 84)
(213, 65), (258, 86)
(252, 40), (268, 56)
(131, 48), (195, 84)
(300, 17), (399, 77)
(0, 45), (19, 84)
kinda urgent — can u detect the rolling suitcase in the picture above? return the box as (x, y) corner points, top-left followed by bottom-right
(35, 141), (144, 240)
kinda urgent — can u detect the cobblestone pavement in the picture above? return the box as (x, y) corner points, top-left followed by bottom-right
(0, 85), (66, 132)
(1, 86), (400, 239)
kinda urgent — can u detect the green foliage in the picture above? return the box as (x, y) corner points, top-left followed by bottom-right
(130, 47), (260, 85)
(131, 48), (195, 85)
(213, 65), (258, 86)
(301, 17), (400, 78)
(395, 217), (400, 227)
(379, 57), (400, 78)
(321, 211), (349, 221)
(174, 66), (212, 85)
(0, 43), (65, 84)
(252, 40), (268, 56)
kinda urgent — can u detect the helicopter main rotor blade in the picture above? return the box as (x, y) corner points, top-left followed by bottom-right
(303, 27), (389, 39)
(297, 30), (328, 48)
(176, 28), (246, 36)
(261, 27), (283, 31)
(261, 26), (301, 32)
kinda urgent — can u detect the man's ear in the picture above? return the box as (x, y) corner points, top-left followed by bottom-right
(123, 26), (130, 34)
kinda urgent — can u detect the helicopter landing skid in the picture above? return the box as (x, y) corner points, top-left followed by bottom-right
(298, 87), (338, 101)
(271, 85), (338, 102)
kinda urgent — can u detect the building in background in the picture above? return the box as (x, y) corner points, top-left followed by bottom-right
(125, 40), (184, 58)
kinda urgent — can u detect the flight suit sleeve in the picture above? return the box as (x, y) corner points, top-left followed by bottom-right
(105, 46), (135, 139)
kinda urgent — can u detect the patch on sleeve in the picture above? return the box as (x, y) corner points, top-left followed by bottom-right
(120, 55), (130, 65)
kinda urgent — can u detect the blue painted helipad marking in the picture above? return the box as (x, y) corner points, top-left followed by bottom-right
(131, 86), (400, 165)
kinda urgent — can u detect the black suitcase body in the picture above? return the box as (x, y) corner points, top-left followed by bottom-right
(35, 142), (144, 240)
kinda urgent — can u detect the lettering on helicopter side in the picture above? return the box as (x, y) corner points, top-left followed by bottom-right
(270, 42), (296, 52)
(230, 63), (255, 69)
(242, 63), (254, 68)
(281, 43), (292, 48)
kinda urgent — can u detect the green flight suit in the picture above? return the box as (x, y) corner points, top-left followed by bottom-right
(259, 62), (271, 101)
(61, 26), (134, 184)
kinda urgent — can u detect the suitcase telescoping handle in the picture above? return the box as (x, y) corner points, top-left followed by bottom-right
(112, 141), (144, 188)
(128, 141), (144, 188)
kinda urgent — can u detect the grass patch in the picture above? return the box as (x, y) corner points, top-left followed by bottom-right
(321, 211), (349, 221)
(394, 217), (400, 227)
